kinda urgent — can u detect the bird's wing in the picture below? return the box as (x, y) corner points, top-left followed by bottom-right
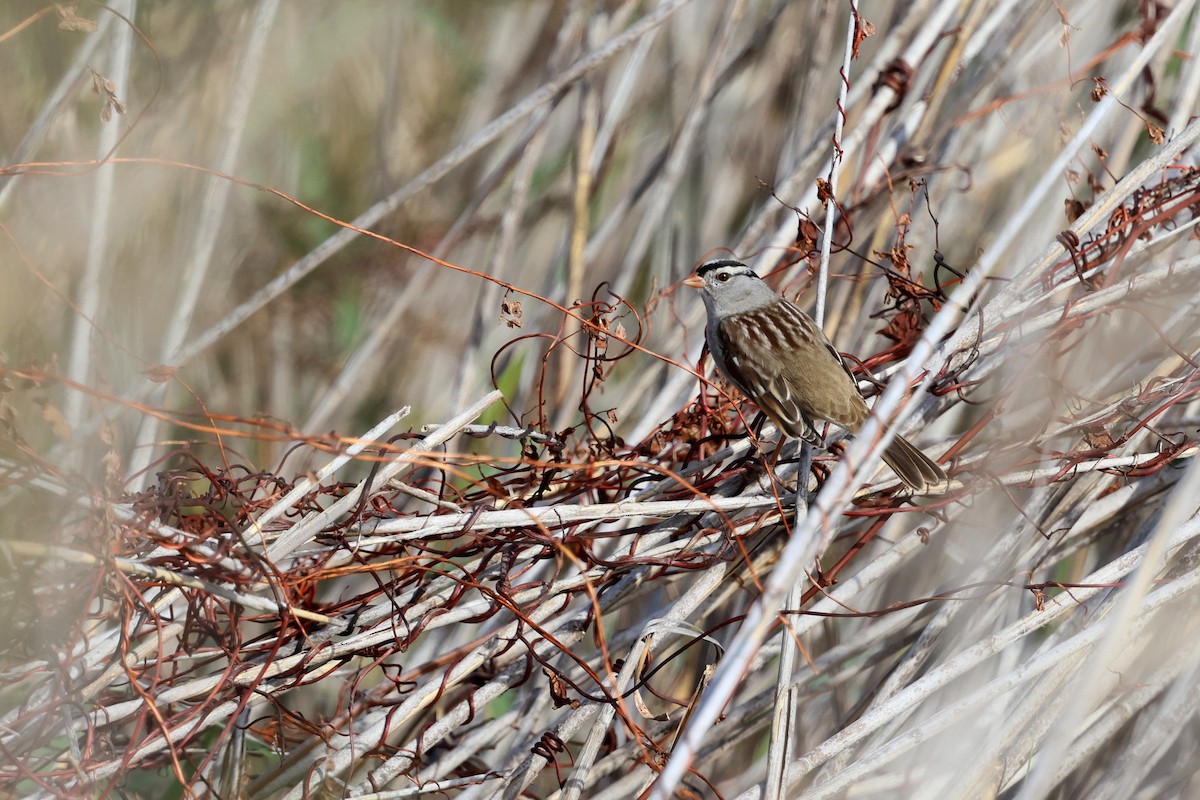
(715, 305), (821, 443)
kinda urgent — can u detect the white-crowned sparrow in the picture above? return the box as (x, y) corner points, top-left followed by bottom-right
(684, 258), (945, 493)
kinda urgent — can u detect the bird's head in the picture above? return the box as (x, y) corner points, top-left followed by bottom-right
(683, 259), (778, 316)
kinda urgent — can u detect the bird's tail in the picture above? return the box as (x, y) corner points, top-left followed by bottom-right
(881, 434), (946, 493)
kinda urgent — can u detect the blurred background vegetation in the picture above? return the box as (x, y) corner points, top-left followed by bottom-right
(3, 1), (1200, 798)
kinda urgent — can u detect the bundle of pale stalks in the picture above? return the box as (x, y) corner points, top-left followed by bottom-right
(2, 2), (1200, 799)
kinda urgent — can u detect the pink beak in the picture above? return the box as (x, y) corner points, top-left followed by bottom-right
(683, 275), (704, 289)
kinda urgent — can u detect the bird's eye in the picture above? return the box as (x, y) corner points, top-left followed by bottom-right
(716, 272), (730, 282)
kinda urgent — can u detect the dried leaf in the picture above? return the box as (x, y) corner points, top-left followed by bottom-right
(1064, 198), (1086, 222)
(851, 11), (874, 59)
(41, 400), (72, 440)
(56, 4), (98, 32)
(1084, 425), (1116, 450)
(543, 667), (579, 709)
(816, 177), (832, 204)
(104, 449), (123, 488)
(89, 67), (126, 122)
(591, 314), (609, 354)
(499, 297), (523, 328)
(633, 684), (665, 720)
(99, 418), (116, 446)
(1146, 121), (1165, 145)
(795, 218), (821, 251)
(879, 309), (921, 344)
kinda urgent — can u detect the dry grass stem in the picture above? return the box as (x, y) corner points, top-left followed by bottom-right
(3, 2), (1200, 798)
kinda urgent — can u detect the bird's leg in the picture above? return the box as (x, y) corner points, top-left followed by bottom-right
(749, 411), (768, 440)
(766, 435), (794, 495)
(729, 411), (769, 471)
(732, 418), (795, 507)
(772, 416), (822, 495)
(755, 419), (795, 496)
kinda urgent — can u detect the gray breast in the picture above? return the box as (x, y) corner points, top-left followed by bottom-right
(704, 317), (746, 396)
